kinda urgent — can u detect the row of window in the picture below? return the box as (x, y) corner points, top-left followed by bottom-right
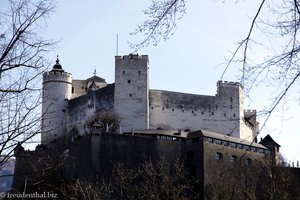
(185, 151), (252, 165)
(206, 137), (269, 155)
(156, 135), (178, 141)
(150, 106), (237, 117)
(215, 152), (252, 165)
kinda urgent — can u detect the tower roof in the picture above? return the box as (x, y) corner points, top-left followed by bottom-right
(86, 75), (106, 83)
(260, 134), (281, 147)
(52, 56), (64, 72)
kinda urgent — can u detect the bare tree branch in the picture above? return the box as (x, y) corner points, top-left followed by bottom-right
(0, 0), (56, 169)
(129, 0), (186, 52)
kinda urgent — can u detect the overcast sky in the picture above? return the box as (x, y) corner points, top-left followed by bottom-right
(43, 0), (300, 163)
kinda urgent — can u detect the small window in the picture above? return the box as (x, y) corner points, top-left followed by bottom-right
(212, 112), (214, 115)
(216, 152), (223, 161)
(243, 145), (250, 151)
(151, 107), (154, 109)
(223, 141), (228, 146)
(237, 144), (243, 149)
(233, 114), (236, 117)
(138, 71), (141, 76)
(129, 93), (132, 97)
(201, 111), (204, 115)
(172, 109), (174, 111)
(214, 139), (222, 145)
(162, 107), (165, 110)
(127, 80), (131, 83)
(251, 147), (257, 152)
(224, 113), (226, 117)
(245, 158), (252, 165)
(258, 148), (264, 153)
(230, 155), (237, 162)
(123, 70), (125, 75)
(72, 87), (74, 93)
(229, 142), (236, 148)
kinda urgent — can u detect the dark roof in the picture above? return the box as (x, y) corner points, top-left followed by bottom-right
(52, 57), (64, 72)
(132, 129), (268, 149)
(260, 134), (281, 147)
(86, 75), (106, 83)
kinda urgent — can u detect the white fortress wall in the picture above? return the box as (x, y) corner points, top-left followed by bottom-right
(149, 90), (238, 136)
(149, 81), (255, 141)
(114, 55), (149, 132)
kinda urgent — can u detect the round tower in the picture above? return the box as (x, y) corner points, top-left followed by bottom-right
(41, 57), (72, 144)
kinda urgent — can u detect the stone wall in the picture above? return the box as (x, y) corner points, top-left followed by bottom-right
(114, 54), (149, 132)
(42, 71), (72, 144)
(149, 81), (255, 141)
(66, 84), (114, 140)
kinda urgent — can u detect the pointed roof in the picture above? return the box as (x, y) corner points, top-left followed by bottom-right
(86, 75), (106, 83)
(260, 134), (281, 147)
(52, 56), (64, 72)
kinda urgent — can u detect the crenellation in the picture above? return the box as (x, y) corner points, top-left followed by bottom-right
(217, 80), (242, 88)
(245, 109), (257, 113)
(41, 54), (258, 145)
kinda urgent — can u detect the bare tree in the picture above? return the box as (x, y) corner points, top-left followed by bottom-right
(0, 0), (56, 168)
(98, 156), (200, 200)
(132, 0), (300, 135)
(85, 112), (121, 134)
(221, 0), (300, 133)
(129, 0), (186, 52)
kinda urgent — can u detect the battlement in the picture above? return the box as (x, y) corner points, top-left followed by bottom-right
(217, 80), (243, 88)
(43, 71), (72, 83)
(115, 54), (148, 60)
(43, 71), (72, 77)
(244, 109), (257, 114)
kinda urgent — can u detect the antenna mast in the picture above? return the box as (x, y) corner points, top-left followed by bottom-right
(116, 34), (119, 56)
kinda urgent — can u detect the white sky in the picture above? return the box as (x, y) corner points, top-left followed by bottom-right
(43, 0), (300, 163)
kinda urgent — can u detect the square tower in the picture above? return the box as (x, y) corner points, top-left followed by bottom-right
(114, 54), (149, 132)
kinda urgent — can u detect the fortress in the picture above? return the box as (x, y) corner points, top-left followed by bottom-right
(13, 54), (289, 199)
(41, 54), (258, 144)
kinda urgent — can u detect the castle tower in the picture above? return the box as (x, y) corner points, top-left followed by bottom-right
(114, 54), (149, 133)
(216, 81), (246, 139)
(41, 57), (72, 144)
